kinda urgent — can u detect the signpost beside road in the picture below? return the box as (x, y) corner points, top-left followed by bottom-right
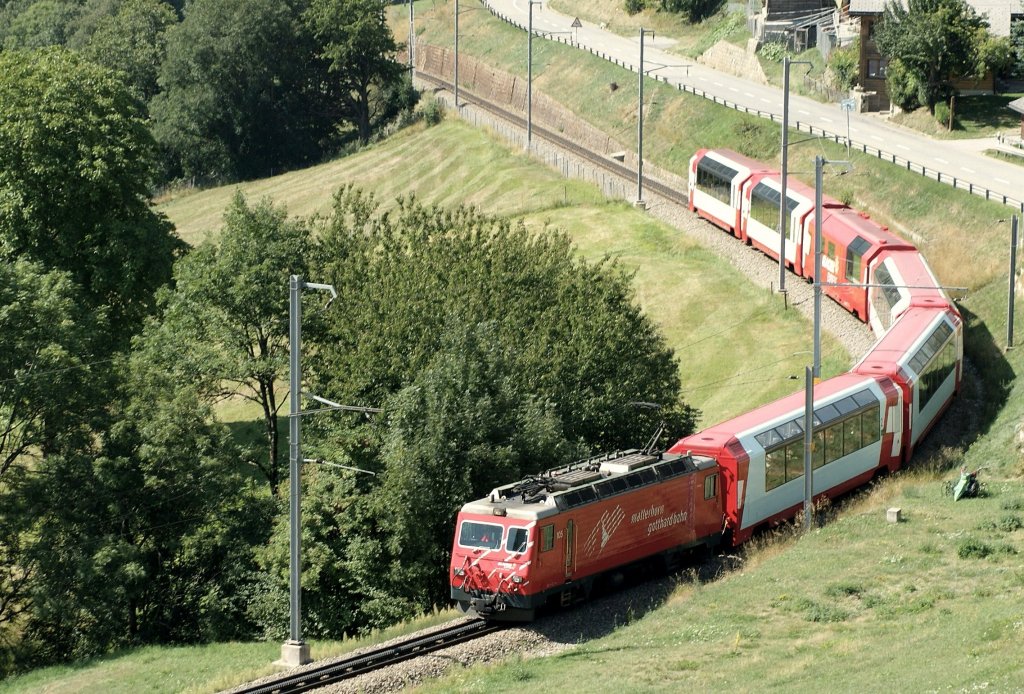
(840, 98), (855, 159)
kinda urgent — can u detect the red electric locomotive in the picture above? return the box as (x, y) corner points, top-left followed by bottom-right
(450, 449), (723, 620)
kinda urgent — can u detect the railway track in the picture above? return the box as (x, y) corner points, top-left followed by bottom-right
(415, 71), (689, 208)
(232, 619), (504, 694)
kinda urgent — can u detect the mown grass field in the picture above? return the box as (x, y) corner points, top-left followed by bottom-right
(8, 2), (1024, 691)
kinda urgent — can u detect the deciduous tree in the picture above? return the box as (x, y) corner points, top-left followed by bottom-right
(0, 47), (182, 349)
(132, 192), (314, 494)
(78, 0), (178, 101)
(304, 0), (406, 143)
(0, 260), (102, 649)
(150, 0), (332, 181)
(875, 0), (992, 112)
(249, 188), (697, 637)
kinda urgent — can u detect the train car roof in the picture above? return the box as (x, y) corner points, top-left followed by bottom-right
(820, 205), (915, 251)
(853, 306), (959, 378)
(875, 248), (952, 308)
(697, 148), (777, 174)
(459, 449), (718, 521)
(669, 373), (883, 454)
(750, 173), (846, 209)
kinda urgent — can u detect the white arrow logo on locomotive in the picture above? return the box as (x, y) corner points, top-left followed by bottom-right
(583, 505), (625, 557)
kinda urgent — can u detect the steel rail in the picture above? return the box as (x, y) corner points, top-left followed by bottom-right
(415, 71), (687, 208)
(233, 619), (504, 694)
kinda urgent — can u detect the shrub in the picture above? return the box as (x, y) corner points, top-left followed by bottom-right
(733, 119), (780, 160)
(759, 41), (788, 63)
(422, 96), (444, 126)
(661, 0), (726, 23)
(885, 58), (922, 112)
(797, 597), (850, 622)
(933, 101), (953, 129)
(624, 0), (645, 15)
(958, 537), (993, 559)
(827, 42), (859, 91)
(824, 581), (864, 598)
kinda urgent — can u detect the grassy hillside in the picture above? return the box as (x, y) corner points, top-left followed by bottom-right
(10, 3), (1023, 691)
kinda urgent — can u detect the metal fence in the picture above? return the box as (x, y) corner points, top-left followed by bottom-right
(478, 0), (1024, 214)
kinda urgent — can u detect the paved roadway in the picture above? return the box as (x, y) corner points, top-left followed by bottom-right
(485, 0), (1024, 212)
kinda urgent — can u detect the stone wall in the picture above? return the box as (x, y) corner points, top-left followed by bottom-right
(696, 40), (768, 85)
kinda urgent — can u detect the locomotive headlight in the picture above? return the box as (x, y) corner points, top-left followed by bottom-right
(511, 574), (523, 584)
(454, 567), (466, 577)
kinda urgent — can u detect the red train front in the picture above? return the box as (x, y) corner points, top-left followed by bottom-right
(450, 450), (723, 620)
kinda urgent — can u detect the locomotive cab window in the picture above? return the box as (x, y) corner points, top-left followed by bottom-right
(458, 521), (503, 550)
(540, 523), (555, 552)
(506, 527), (529, 554)
(704, 473), (718, 500)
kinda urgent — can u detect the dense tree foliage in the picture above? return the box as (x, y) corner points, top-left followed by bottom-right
(77, 0), (177, 101)
(19, 381), (270, 662)
(1, 0), (410, 184)
(304, 0), (407, 143)
(150, 0), (332, 182)
(0, 0), (81, 49)
(0, 48), (182, 348)
(1012, 19), (1024, 79)
(133, 192), (315, 494)
(312, 188), (694, 450)
(875, 0), (997, 112)
(0, 260), (102, 641)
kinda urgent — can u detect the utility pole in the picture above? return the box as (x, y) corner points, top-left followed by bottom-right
(409, 0), (415, 79)
(637, 28), (654, 205)
(282, 276), (334, 667)
(813, 155), (824, 381)
(1010, 215), (1019, 349)
(527, 1), (542, 148)
(779, 56), (790, 296)
(454, 0), (459, 108)
(779, 57), (813, 297)
(802, 365), (814, 532)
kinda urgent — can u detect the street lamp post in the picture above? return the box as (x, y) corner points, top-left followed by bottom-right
(637, 27), (654, 205)
(527, 1), (542, 149)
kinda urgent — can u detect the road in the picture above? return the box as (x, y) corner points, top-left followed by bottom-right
(485, 0), (1024, 212)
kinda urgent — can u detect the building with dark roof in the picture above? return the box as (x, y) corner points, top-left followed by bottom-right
(846, 0), (1023, 111)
